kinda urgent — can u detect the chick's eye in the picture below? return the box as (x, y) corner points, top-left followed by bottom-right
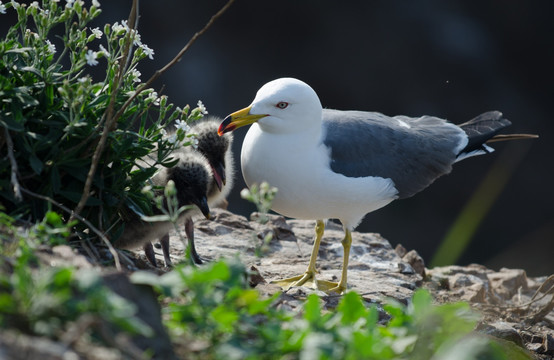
(276, 102), (289, 109)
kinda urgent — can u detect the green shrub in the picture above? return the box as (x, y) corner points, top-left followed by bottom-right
(0, 0), (204, 245)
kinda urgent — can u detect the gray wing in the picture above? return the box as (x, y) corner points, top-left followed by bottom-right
(322, 109), (467, 199)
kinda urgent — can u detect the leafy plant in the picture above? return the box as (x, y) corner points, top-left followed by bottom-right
(0, 0), (204, 250)
(0, 242), (152, 342)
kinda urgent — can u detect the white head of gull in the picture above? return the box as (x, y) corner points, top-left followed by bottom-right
(218, 77), (535, 294)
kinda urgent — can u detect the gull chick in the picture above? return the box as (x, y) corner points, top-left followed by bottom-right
(183, 117), (234, 264)
(116, 151), (213, 267)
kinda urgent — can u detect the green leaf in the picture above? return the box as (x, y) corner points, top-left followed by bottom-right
(140, 214), (171, 222)
(304, 293), (321, 324)
(337, 291), (366, 324)
(0, 113), (24, 131)
(45, 211), (62, 226)
(29, 153), (43, 174)
(130, 271), (162, 288)
(20, 66), (42, 77)
(192, 261), (231, 284)
(5, 47), (33, 54)
(50, 166), (61, 193)
(210, 305), (239, 332)
(51, 268), (73, 288)
(411, 288), (432, 316)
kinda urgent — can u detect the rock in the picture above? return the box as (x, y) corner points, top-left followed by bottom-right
(0, 330), (81, 360)
(151, 209), (423, 304)
(402, 250), (426, 277)
(488, 268), (529, 300)
(394, 244), (408, 258)
(521, 331), (554, 356)
(477, 321), (525, 347)
(36, 245), (93, 269)
(124, 208), (554, 359)
(102, 272), (176, 360)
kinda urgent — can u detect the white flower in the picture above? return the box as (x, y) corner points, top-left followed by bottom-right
(1, 2), (7, 14)
(29, 1), (38, 8)
(25, 29), (39, 40)
(191, 136), (199, 149)
(92, 0), (100, 7)
(140, 44), (154, 60)
(91, 27), (102, 39)
(160, 128), (167, 137)
(98, 44), (109, 58)
(132, 31), (142, 46)
(147, 91), (160, 106)
(130, 68), (141, 82)
(46, 40), (56, 54)
(167, 133), (178, 144)
(85, 49), (98, 66)
(66, 0), (74, 8)
(9, 1), (19, 10)
(197, 100), (208, 115)
(121, 20), (129, 31)
(174, 119), (190, 132)
(112, 22), (126, 34)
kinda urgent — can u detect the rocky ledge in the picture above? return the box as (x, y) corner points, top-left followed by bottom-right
(7, 208), (553, 359)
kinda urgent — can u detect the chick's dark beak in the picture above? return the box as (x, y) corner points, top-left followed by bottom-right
(195, 195), (211, 220)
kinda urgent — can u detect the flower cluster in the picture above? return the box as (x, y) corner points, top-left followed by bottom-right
(110, 19), (155, 61)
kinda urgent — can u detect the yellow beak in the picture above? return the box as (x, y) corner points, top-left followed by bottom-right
(218, 106), (268, 136)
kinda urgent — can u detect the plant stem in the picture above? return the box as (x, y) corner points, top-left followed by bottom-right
(4, 128), (23, 201)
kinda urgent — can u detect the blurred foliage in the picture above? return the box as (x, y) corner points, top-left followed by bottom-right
(240, 181), (278, 257)
(0, 221), (151, 342)
(132, 259), (532, 360)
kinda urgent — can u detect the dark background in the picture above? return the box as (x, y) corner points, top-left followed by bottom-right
(3, 1), (553, 275)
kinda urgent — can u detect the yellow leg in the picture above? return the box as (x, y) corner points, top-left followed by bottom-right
(328, 229), (351, 294)
(273, 220), (341, 292)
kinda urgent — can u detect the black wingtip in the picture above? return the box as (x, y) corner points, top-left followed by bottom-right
(459, 111), (513, 154)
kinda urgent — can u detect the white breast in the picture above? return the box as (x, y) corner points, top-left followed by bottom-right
(241, 124), (398, 229)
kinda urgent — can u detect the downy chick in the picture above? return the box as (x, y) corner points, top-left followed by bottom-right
(116, 151), (213, 266)
(183, 117), (234, 264)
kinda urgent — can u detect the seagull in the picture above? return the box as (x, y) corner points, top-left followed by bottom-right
(218, 77), (537, 294)
(116, 151), (213, 267)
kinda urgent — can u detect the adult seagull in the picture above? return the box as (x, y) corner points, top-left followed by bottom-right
(218, 77), (536, 294)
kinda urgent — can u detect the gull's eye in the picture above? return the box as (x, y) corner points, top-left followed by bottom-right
(276, 102), (289, 109)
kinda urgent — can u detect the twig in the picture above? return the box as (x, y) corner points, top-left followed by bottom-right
(72, 0), (140, 220)
(112, 0), (236, 123)
(4, 128), (23, 201)
(20, 187), (122, 271)
(80, 239), (100, 263)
